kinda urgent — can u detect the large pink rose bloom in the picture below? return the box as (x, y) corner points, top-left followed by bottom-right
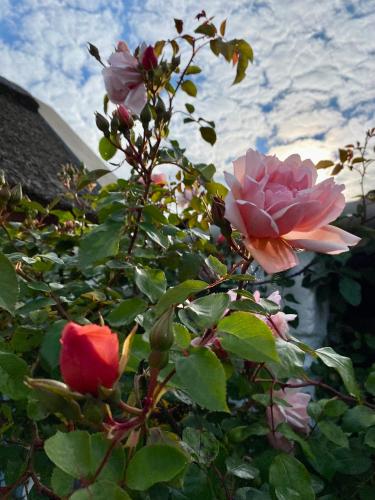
(102, 41), (147, 115)
(266, 383), (311, 452)
(224, 149), (360, 273)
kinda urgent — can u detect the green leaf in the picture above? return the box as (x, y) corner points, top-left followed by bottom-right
(182, 428), (219, 464)
(44, 431), (92, 479)
(99, 136), (117, 160)
(194, 162), (216, 181)
(333, 447), (372, 475)
(0, 351), (29, 400)
(342, 405), (375, 432)
(316, 160), (334, 169)
(139, 222), (169, 248)
(175, 347), (228, 411)
(226, 456), (259, 480)
(154, 280), (207, 315)
(269, 454), (314, 500)
(220, 19), (227, 36)
(365, 372), (375, 396)
(268, 340), (305, 379)
(181, 80), (197, 97)
(179, 293), (230, 332)
(339, 277), (361, 306)
(173, 323), (191, 349)
(218, 312), (279, 363)
(319, 420), (349, 448)
(233, 53), (249, 85)
(364, 427), (375, 448)
(205, 255), (227, 276)
(90, 433), (125, 482)
(135, 267), (167, 303)
(77, 168), (110, 190)
(71, 481), (131, 500)
(0, 252), (19, 315)
(195, 23), (217, 37)
(126, 444), (188, 491)
(276, 423), (314, 459)
(174, 18), (183, 34)
(45, 431), (125, 482)
(79, 221), (123, 269)
(185, 65), (202, 75)
(199, 126), (216, 145)
(40, 320), (66, 372)
(185, 103), (195, 114)
(107, 298), (147, 327)
(316, 347), (360, 398)
(51, 467), (74, 497)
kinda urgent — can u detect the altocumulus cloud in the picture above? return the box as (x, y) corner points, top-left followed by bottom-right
(1, 0), (374, 197)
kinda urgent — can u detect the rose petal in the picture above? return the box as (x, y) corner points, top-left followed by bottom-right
(284, 225), (360, 254)
(245, 237), (299, 274)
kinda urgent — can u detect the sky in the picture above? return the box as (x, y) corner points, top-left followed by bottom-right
(1, 0), (374, 198)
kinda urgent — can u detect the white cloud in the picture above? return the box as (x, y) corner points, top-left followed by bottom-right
(0, 0), (374, 198)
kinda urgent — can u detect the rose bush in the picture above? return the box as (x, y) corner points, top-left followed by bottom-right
(0, 12), (374, 500)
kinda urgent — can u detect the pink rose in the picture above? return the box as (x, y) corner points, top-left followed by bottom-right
(151, 173), (167, 185)
(224, 149), (360, 274)
(254, 290), (296, 340)
(102, 41), (147, 115)
(117, 104), (134, 128)
(266, 383), (311, 452)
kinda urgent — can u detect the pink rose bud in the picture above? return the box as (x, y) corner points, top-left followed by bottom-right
(117, 105), (134, 128)
(142, 46), (158, 70)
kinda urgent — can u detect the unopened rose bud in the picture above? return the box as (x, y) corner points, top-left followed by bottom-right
(118, 104), (134, 129)
(142, 46), (158, 71)
(60, 322), (119, 396)
(211, 196), (232, 237)
(95, 112), (110, 134)
(9, 184), (23, 204)
(149, 308), (174, 351)
(140, 104), (152, 128)
(148, 350), (169, 369)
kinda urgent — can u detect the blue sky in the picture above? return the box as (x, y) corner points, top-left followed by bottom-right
(1, 0), (374, 197)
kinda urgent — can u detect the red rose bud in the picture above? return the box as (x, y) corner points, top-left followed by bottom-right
(142, 46), (158, 70)
(60, 322), (119, 396)
(117, 104), (134, 128)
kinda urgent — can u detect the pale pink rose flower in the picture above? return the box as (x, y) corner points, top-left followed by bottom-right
(151, 173), (167, 185)
(224, 149), (360, 274)
(253, 290), (296, 340)
(266, 383), (311, 452)
(102, 41), (147, 115)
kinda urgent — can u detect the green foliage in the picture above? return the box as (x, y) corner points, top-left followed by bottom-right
(0, 251), (19, 314)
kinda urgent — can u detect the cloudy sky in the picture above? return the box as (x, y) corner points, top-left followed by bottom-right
(1, 0), (374, 198)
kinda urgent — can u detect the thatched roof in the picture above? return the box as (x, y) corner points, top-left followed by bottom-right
(0, 76), (115, 205)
